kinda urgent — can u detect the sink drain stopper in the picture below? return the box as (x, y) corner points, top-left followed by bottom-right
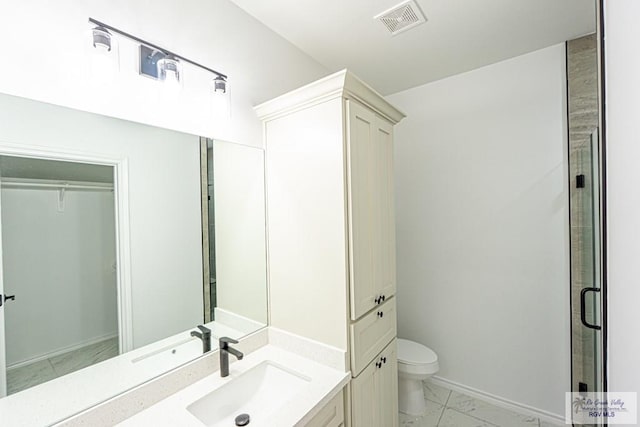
(235, 413), (250, 426)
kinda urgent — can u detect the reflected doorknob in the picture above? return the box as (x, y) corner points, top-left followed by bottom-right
(0, 294), (15, 307)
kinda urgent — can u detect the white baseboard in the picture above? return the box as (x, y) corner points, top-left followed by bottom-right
(431, 376), (565, 426)
(7, 332), (118, 371)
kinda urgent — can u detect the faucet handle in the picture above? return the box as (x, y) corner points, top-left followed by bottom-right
(219, 336), (238, 347)
(197, 325), (211, 336)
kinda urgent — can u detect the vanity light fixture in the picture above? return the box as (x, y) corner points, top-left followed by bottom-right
(157, 55), (182, 86)
(92, 26), (112, 51)
(213, 76), (227, 94)
(88, 24), (119, 82)
(88, 17), (228, 91)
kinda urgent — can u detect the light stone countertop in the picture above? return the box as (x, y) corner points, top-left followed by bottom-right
(115, 344), (350, 427)
(0, 326), (347, 427)
(0, 319), (258, 427)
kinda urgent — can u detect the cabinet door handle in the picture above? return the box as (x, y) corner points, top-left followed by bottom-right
(376, 361), (382, 368)
(381, 295), (386, 302)
(382, 357), (387, 364)
(377, 311), (384, 318)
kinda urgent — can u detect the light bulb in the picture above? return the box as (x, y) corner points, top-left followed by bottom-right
(92, 26), (112, 51)
(213, 76), (226, 94)
(211, 78), (230, 118)
(157, 56), (182, 93)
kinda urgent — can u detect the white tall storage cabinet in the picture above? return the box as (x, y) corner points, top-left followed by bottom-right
(257, 70), (405, 427)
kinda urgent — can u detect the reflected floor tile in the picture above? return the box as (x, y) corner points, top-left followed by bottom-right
(447, 391), (539, 427)
(438, 408), (498, 427)
(7, 359), (57, 395)
(49, 337), (119, 376)
(400, 401), (445, 426)
(424, 381), (452, 405)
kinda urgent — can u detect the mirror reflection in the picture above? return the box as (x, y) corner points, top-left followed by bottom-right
(1, 158), (117, 395)
(203, 138), (267, 326)
(0, 92), (267, 400)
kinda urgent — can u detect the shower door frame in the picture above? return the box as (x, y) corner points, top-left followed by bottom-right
(567, 1), (608, 424)
(0, 142), (134, 388)
(596, 0), (608, 402)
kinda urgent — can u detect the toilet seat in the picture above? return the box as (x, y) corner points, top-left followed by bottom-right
(398, 338), (438, 366)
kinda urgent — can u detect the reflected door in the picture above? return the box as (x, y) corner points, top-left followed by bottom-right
(0, 156), (119, 397)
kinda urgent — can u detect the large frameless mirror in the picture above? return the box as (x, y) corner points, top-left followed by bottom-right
(0, 92), (267, 419)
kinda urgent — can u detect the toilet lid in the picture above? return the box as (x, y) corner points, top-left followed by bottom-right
(397, 339), (438, 365)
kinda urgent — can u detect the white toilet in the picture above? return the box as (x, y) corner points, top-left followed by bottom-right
(397, 338), (439, 415)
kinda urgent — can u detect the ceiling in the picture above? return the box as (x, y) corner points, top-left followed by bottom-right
(229, 0), (596, 95)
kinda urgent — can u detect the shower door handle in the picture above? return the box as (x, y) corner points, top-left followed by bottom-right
(580, 287), (601, 330)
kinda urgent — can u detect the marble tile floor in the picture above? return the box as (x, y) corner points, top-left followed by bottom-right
(7, 337), (119, 395)
(400, 381), (562, 427)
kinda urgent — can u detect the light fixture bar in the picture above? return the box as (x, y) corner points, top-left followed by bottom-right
(88, 17), (227, 81)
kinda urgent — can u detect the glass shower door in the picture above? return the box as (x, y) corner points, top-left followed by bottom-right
(571, 128), (604, 417)
(567, 28), (604, 425)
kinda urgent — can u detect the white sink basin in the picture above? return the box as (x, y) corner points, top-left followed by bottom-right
(186, 361), (311, 426)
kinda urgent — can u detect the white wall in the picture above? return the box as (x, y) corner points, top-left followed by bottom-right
(213, 141), (267, 324)
(0, 0), (328, 149)
(1, 189), (117, 366)
(387, 44), (570, 416)
(0, 0), (329, 350)
(603, 0), (640, 403)
(0, 93), (203, 349)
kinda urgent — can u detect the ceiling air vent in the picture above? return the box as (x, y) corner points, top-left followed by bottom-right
(374, 0), (427, 36)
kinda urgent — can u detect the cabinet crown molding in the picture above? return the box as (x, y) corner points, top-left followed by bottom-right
(254, 69), (406, 124)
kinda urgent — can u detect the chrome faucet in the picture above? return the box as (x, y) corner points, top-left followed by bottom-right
(219, 337), (243, 377)
(190, 325), (212, 353)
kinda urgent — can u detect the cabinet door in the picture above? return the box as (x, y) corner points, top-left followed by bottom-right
(347, 101), (396, 320)
(377, 342), (399, 427)
(351, 353), (379, 427)
(305, 390), (344, 427)
(347, 100), (379, 320)
(375, 116), (397, 305)
(351, 340), (398, 427)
